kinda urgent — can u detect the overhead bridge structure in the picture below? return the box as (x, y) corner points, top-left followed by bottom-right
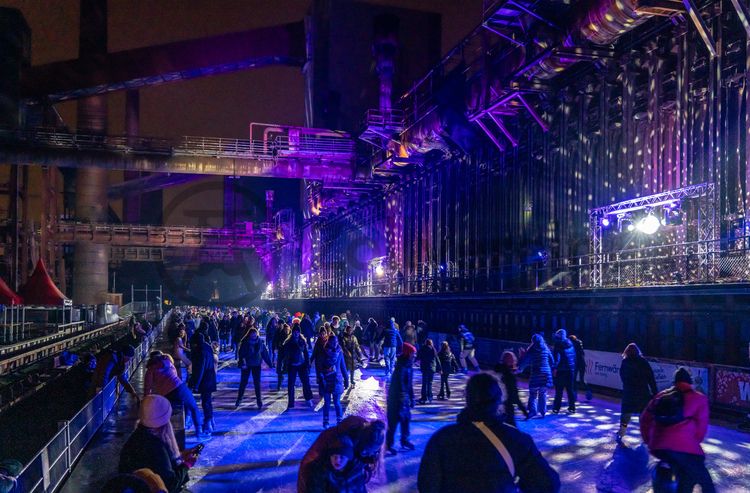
(0, 128), (358, 185)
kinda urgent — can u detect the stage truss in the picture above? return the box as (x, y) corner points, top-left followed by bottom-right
(589, 183), (718, 288)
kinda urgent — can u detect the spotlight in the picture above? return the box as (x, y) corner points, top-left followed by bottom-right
(375, 265), (385, 277)
(601, 217), (610, 227)
(636, 213), (660, 235)
(627, 223), (635, 232)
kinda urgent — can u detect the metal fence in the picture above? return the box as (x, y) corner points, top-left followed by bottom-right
(279, 237), (750, 299)
(11, 310), (171, 493)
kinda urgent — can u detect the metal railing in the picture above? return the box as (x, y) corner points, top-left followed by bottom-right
(11, 310), (171, 493)
(0, 128), (355, 163)
(55, 222), (268, 249)
(278, 237), (749, 299)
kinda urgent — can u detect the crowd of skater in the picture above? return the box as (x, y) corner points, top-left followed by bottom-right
(100, 306), (715, 493)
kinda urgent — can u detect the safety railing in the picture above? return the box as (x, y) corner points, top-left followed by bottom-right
(55, 222), (267, 249)
(0, 127), (355, 164)
(11, 310), (171, 493)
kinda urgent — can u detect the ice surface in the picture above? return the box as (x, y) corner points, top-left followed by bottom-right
(63, 353), (750, 493)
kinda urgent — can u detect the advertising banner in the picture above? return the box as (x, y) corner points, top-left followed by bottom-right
(585, 350), (625, 390)
(647, 359), (710, 395)
(713, 366), (750, 411)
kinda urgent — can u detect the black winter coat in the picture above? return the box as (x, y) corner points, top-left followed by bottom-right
(619, 355), (657, 414)
(571, 338), (586, 367)
(300, 317), (315, 340)
(438, 350), (459, 375)
(553, 338), (577, 372)
(418, 345), (441, 373)
(238, 337), (272, 368)
(188, 341), (217, 393)
(418, 411), (560, 493)
(119, 426), (189, 493)
(282, 336), (310, 367)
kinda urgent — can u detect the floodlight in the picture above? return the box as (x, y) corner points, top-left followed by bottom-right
(636, 214), (660, 235)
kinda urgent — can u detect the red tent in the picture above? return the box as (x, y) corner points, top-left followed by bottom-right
(0, 277), (23, 305)
(20, 259), (69, 305)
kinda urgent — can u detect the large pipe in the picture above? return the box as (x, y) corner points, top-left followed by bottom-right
(73, 0), (109, 305)
(525, 0), (654, 79)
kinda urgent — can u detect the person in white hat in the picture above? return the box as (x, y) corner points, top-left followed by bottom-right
(119, 395), (201, 493)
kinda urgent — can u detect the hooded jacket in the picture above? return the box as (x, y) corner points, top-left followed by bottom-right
(552, 331), (576, 372)
(640, 382), (709, 456)
(518, 336), (554, 388)
(620, 355), (657, 414)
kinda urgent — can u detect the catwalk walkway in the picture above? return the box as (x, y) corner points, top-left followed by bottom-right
(63, 352), (750, 493)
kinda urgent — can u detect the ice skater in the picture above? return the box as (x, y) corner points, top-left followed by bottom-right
(518, 333), (554, 419)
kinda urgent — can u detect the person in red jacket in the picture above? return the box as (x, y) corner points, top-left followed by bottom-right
(640, 367), (715, 493)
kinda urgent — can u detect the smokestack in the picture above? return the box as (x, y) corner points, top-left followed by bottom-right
(373, 14), (399, 113)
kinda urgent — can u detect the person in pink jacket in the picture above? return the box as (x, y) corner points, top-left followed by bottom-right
(144, 351), (207, 440)
(640, 367), (715, 493)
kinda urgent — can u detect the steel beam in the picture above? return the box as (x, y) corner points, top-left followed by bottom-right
(729, 0), (750, 37)
(682, 0), (717, 58)
(21, 22), (305, 102)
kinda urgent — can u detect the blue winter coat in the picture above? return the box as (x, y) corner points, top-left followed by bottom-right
(188, 341), (217, 393)
(316, 346), (348, 395)
(381, 327), (402, 349)
(387, 357), (414, 414)
(519, 344), (554, 388)
(553, 338), (576, 372)
(238, 337), (272, 368)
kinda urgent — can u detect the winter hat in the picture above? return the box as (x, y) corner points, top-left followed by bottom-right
(330, 436), (354, 459)
(466, 372), (503, 410)
(674, 367), (693, 385)
(401, 343), (417, 357)
(531, 333), (545, 345)
(139, 395), (172, 428)
(555, 329), (567, 340)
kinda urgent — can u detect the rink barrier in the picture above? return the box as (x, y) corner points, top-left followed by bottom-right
(430, 333), (750, 416)
(11, 310), (172, 493)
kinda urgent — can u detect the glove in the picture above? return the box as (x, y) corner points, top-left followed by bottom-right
(184, 454), (197, 468)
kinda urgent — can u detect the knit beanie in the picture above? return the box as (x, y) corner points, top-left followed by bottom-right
(401, 343), (417, 357)
(330, 436), (354, 459)
(674, 367), (693, 385)
(139, 395), (172, 428)
(555, 329), (567, 340)
(466, 372), (503, 410)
